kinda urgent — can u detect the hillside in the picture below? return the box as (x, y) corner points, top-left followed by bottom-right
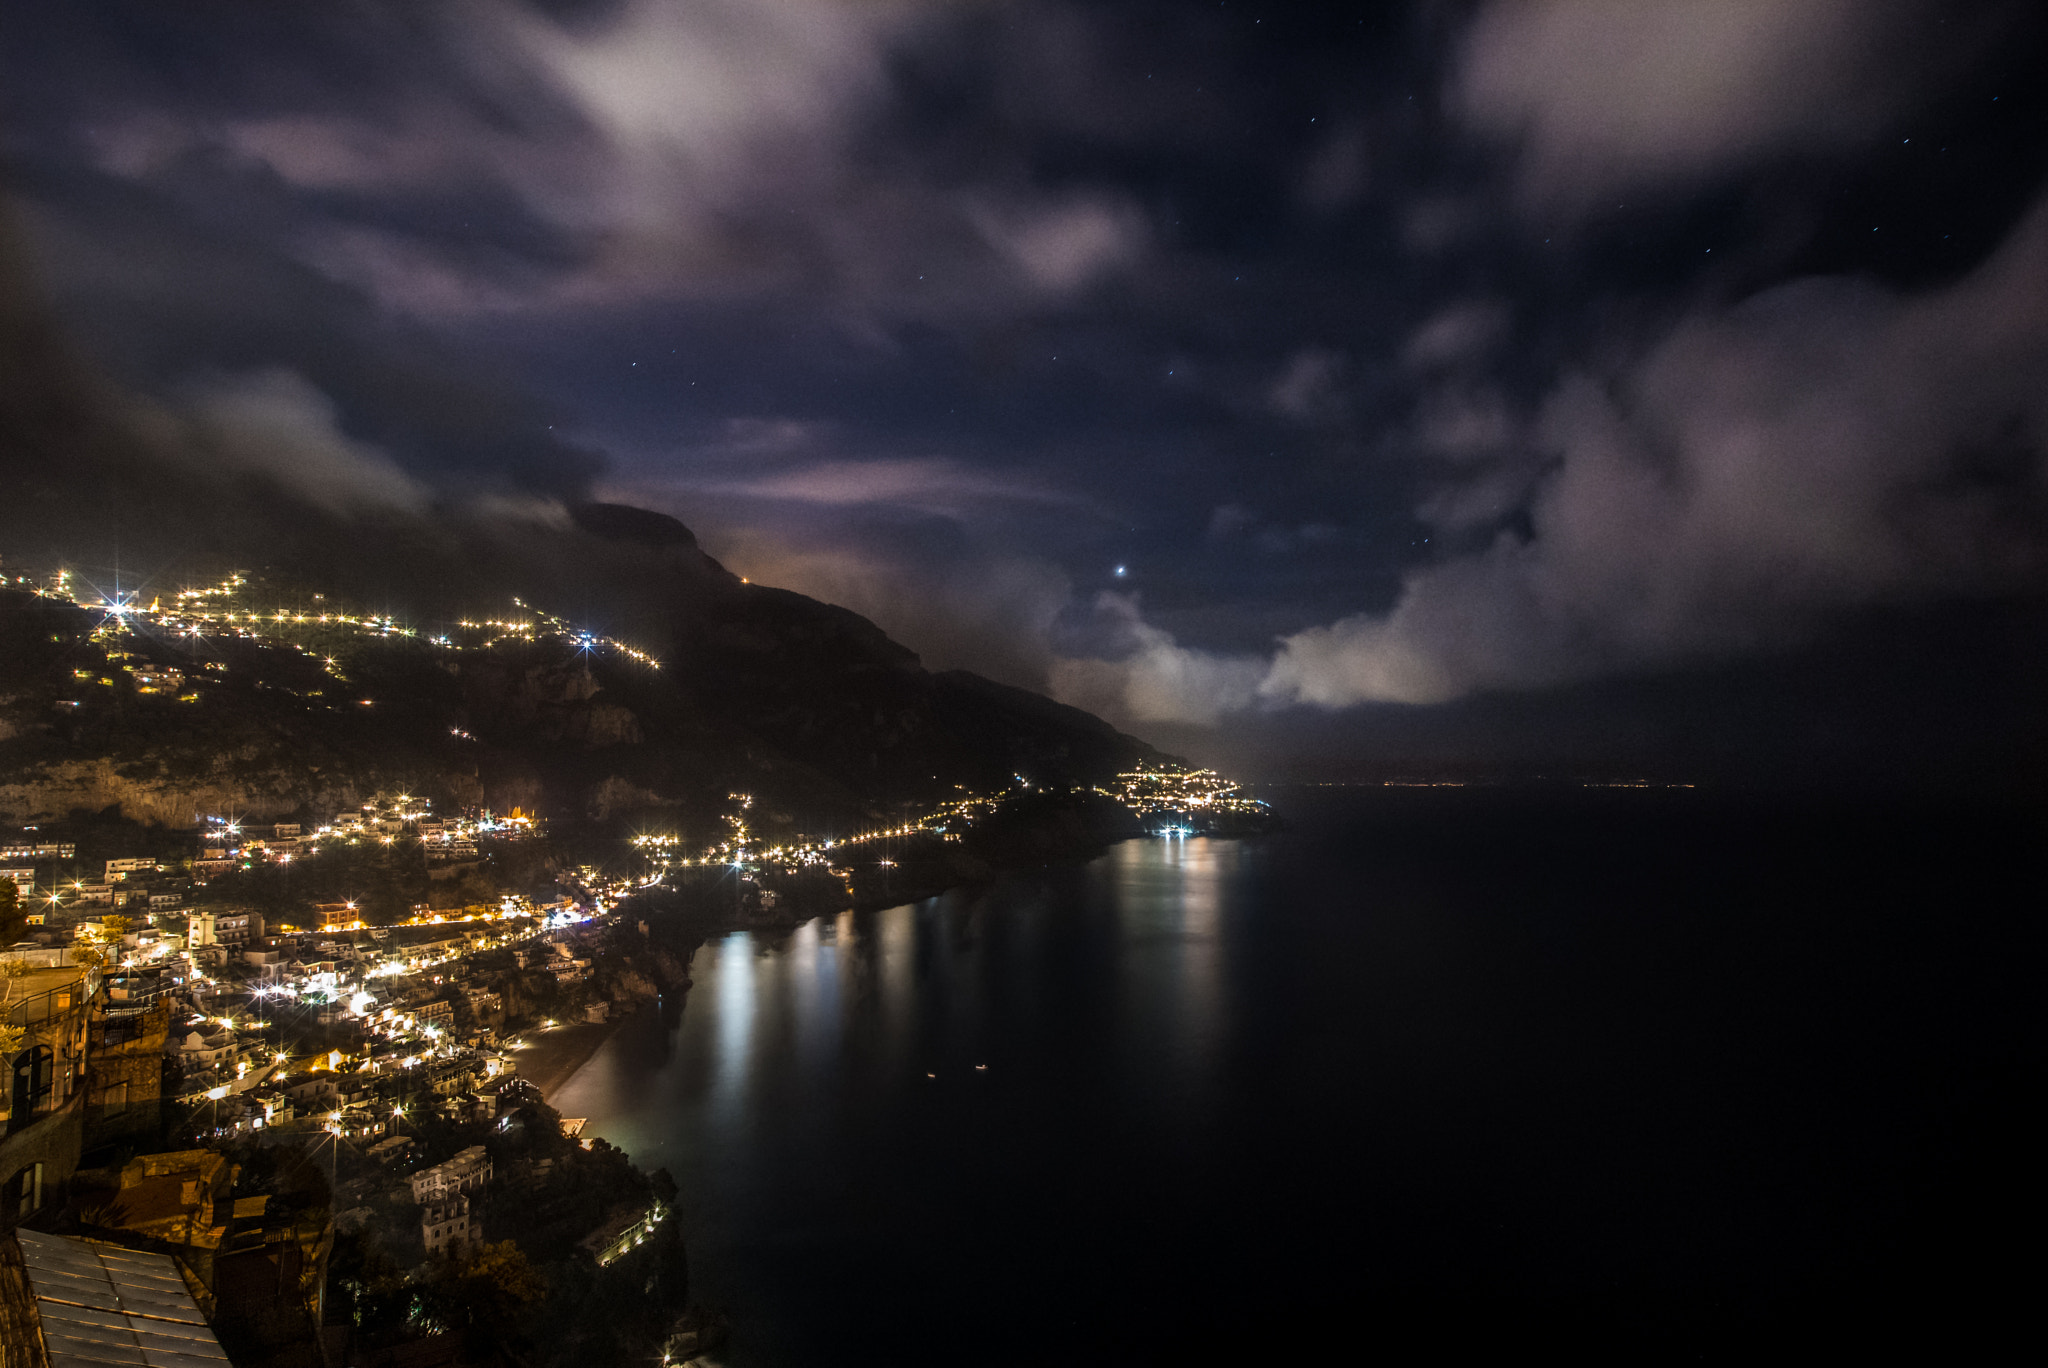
(0, 505), (1159, 841)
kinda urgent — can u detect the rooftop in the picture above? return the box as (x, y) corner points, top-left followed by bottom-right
(12, 1229), (230, 1368)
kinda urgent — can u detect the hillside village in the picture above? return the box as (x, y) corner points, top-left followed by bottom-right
(0, 564), (1268, 1365)
(0, 750), (1268, 1366)
(1, 798), (714, 1366)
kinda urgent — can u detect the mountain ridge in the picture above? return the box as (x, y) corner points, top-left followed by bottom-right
(0, 504), (1165, 837)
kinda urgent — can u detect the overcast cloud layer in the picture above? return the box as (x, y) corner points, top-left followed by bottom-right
(4, 0), (2046, 764)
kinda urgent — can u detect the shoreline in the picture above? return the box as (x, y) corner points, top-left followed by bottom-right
(531, 828), (1278, 1106)
(509, 1017), (627, 1103)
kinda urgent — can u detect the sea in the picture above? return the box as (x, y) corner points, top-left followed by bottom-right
(551, 788), (2041, 1364)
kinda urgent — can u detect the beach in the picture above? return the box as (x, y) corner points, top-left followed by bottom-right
(509, 1018), (622, 1102)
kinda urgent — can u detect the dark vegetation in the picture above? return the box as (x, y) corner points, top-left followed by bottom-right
(0, 882), (23, 945)
(308, 1090), (687, 1366)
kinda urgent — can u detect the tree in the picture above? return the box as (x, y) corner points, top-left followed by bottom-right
(71, 914), (131, 973)
(327, 1227), (411, 1345)
(459, 1240), (545, 1307)
(410, 1238), (545, 1357)
(0, 881), (25, 948)
(0, 957), (30, 1048)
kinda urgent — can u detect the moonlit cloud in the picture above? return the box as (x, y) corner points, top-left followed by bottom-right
(971, 195), (1147, 293)
(1277, 200), (2048, 704)
(1403, 302), (1511, 373)
(1050, 594), (1266, 727)
(64, 0), (1147, 323)
(1457, 0), (1867, 199)
(1058, 199), (2048, 718)
(1452, 0), (2011, 211)
(173, 368), (432, 516)
(1267, 348), (1346, 423)
(721, 460), (1074, 512)
(698, 528), (1079, 687)
(611, 457), (1093, 518)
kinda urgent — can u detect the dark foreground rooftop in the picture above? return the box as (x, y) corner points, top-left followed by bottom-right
(12, 1229), (230, 1368)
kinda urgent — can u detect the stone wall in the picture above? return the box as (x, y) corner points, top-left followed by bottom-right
(0, 1090), (85, 1233)
(87, 999), (172, 1150)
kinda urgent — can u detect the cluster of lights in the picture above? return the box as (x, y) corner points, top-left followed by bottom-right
(631, 778), (1062, 878)
(633, 813), (935, 875)
(508, 598), (663, 668)
(632, 766), (1261, 877)
(1100, 763), (1269, 818)
(22, 565), (662, 677)
(177, 928), (532, 1119)
(194, 795), (536, 875)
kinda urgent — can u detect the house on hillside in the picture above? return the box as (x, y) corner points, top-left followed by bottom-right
(420, 1195), (473, 1260)
(409, 1145), (491, 1204)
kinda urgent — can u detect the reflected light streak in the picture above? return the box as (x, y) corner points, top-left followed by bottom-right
(876, 905), (917, 1075)
(711, 931), (758, 1123)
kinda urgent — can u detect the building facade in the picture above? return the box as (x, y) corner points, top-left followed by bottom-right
(85, 999), (171, 1148)
(0, 963), (98, 1230)
(408, 1144), (492, 1204)
(420, 1195), (473, 1259)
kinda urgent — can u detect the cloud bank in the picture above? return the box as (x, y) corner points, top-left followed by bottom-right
(74, 0), (1146, 321)
(1066, 201), (2048, 722)
(1453, 0), (2013, 211)
(173, 368), (432, 516)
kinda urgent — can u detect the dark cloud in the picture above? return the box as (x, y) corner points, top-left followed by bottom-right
(4, 1), (2047, 778)
(0, 208), (693, 639)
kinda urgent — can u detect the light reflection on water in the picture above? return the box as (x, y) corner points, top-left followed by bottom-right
(709, 928), (755, 1126)
(554, 798), (2037, 1365)
(548, 836), (1252, 1364)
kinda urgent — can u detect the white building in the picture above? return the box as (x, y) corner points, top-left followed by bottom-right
(409, 1144), (493, 1204)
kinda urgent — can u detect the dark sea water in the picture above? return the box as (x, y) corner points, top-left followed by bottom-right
(552, 790), (2041, 1364)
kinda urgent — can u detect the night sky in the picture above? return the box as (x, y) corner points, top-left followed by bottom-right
(4, 1), (2047, 783)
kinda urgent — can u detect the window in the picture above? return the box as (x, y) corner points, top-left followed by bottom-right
(10, 1163), (43, 1218)
(9, 1046), (52, 1131)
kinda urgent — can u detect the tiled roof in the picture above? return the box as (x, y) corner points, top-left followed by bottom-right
(15, 1229), (231, 1368)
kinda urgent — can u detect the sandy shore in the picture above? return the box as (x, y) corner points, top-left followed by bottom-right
(508, 1019), (621, 1102)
